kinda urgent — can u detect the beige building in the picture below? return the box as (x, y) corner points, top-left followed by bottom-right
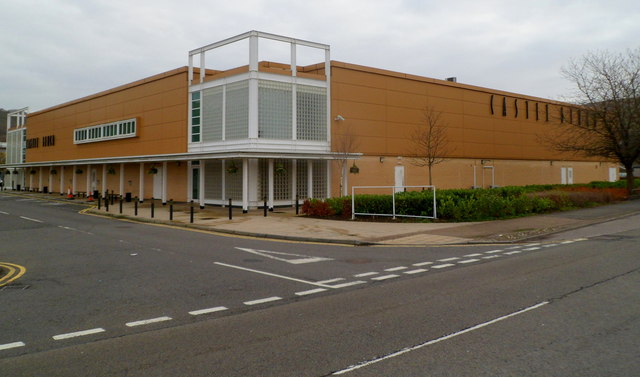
(2, 31), (617, 209)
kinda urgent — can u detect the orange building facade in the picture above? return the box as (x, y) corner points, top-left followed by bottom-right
(3, 31), (618, 209)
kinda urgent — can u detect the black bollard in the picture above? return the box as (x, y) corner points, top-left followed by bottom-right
(228, 198), (232, 220)
(134, 197), (138, 216)
(98, 195), (101, 210)
(190, 200), (194, 223)
(295, 194), (299, 215)
(119, 197), (123, 214)
(264, 197), (267, 217)
(151, 197), (155, 218)
(169, 199), (173, 221)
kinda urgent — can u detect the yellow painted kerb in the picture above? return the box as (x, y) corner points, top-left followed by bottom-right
(0, 262), (27, 287)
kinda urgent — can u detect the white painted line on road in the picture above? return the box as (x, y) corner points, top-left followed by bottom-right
(126, 316), (172, 327)
(316, 278), (345, 284)
(244, 296), (282, 306)
(371, 274), (399, 281)
(463, 253), (483, 257)
(543, 243), (559, 248)
(20, 216), (43, 223)
(189, 306), (228, 316)
(437, 257), (460, 262)
(574, 238), (588, 242)
(522, 247), (541, 251)
(458, 259), (480, 264)
(214, 262), (337, 289)
(0, 341), (25, 351)
(329, 281), (367, 288)
(235, 247), (333, 264)
(561, 240), (575, 244)
(354, 272), (378, 277)
(53, 328), (106, 340)
(384, 266), (408, 272)
(413, 261), (433, 267)
(295, 288), (328, 296)
(404, 268), (428, 274)
(524, 243), (541, 247)
(0, 211), (9, 215)
(504, 250), (522, 255)
(482, 255), (501, 259)
(431, 263), (455, 269)
(507, 245), (523, 250)
(331, 301), (549, 375)
(484, 249), (503, 254)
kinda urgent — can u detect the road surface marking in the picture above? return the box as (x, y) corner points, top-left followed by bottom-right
(484, 249), (503, 254)
(524, 243), (541, 247)
(189, 306), (228, 316)
(235, 247), (333, 264)
(482, 255), (501, 259)
(0, 262), (27, 287)
(438, 257), (460, 262)
(504, 250), (522, 255)
(522, 247), (541, 251)
(53, 328), (105, 340)
(463, 253), (483, 257)
(0, 211), (8, 215)
(126, 316), (172, 327)
(431, 263), (455, 269)
(371, 274), (399, 281)
(561, 240), (575, 244)
(384, 266), (408, 272)
(329, 281), (367, 288)
(214, 262), (338, 289)
(19, 216), (43, 223)
(413, 261), (433, 266)
(543, 243), (559, 248)
(317, 278), (345, 284)
(507, 245), (522, 249)
(244, 296), (282, 305)
(458, 259), (480, 264)
(331, 301), (549, 375)
(0, 342), (25, 351)
(354, 272), (378, 277)
(404, 268), (428, 274)
(295, 288), (328, 296)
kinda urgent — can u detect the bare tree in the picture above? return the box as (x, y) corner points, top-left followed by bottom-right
(334, 122), (360, 196)
(545, 48), (640, 194)
(410, 106), (453, 186)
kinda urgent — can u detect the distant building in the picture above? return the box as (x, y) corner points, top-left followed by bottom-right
(1, 31), (617, 207)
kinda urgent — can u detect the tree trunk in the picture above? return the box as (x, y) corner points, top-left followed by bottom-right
(428, 165), (433, 186)
(624, 162), (635, 195)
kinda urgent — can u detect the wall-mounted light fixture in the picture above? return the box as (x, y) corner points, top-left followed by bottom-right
(334, 115), (345, 121)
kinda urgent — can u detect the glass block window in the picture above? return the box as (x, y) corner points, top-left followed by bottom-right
(204, 160), (222, 200)
(225, 81), (249, 140)
(296, 160), (308, 199)
(297, 85), (327, 141)
(258, 159), (292, 201)
(6, 129), (25, 164)
(312, 160), (327, 199)
(224, 159), (243, 201)
(259, 80), (292, 139)
(202, 87), (223, 142)
(191, 92), (201, 142)
(74, 118), (136, 144)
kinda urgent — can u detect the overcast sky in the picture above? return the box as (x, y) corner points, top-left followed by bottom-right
(1, 0), (639, 112)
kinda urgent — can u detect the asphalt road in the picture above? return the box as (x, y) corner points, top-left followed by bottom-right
(1, 192), (638, 376)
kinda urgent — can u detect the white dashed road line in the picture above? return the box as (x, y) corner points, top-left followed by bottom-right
(431, 263), (455, 269)
(0, 211), (9, 215)
(484, 249), (503, 254)
(20, 216), (43, 223)
(189, 306), (228, 316)
(522, 247), (541, 251)
(126, 316), (172, 327)
(0, 342), (25, 351)
(404, 268), (428, 274)
(244, 296), (282, 306)
(458, 259), (480, 264)
(437, 257), (460, 262)
(482, 255), (501, 259)
(354, 272), (379, 277)
(371, 274), (399, 281)
(463, 253), (483, 257)
(295, 288), (328, 296)
(52, 328), (106, 340)
(504, 250), (522, 255)
(413, 261), (433, 266)
(384, 266), (408, 272)
(316, 278), (345, 284)
(329, 281), (367, 288)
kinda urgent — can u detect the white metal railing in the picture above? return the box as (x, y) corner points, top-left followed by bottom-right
(351, 185), (437, 220)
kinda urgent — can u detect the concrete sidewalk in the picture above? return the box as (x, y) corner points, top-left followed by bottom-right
(4, 191), (640, 245)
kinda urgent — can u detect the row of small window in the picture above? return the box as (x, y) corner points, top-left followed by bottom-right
(74, 119), (137, 144)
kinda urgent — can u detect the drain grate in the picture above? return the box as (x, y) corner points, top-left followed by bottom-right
(1, 284), (30, 291)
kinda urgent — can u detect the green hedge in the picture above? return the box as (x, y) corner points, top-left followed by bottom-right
(304, 180), (639, 222)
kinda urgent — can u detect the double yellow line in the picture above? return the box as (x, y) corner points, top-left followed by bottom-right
(0, 262), (26, 287)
